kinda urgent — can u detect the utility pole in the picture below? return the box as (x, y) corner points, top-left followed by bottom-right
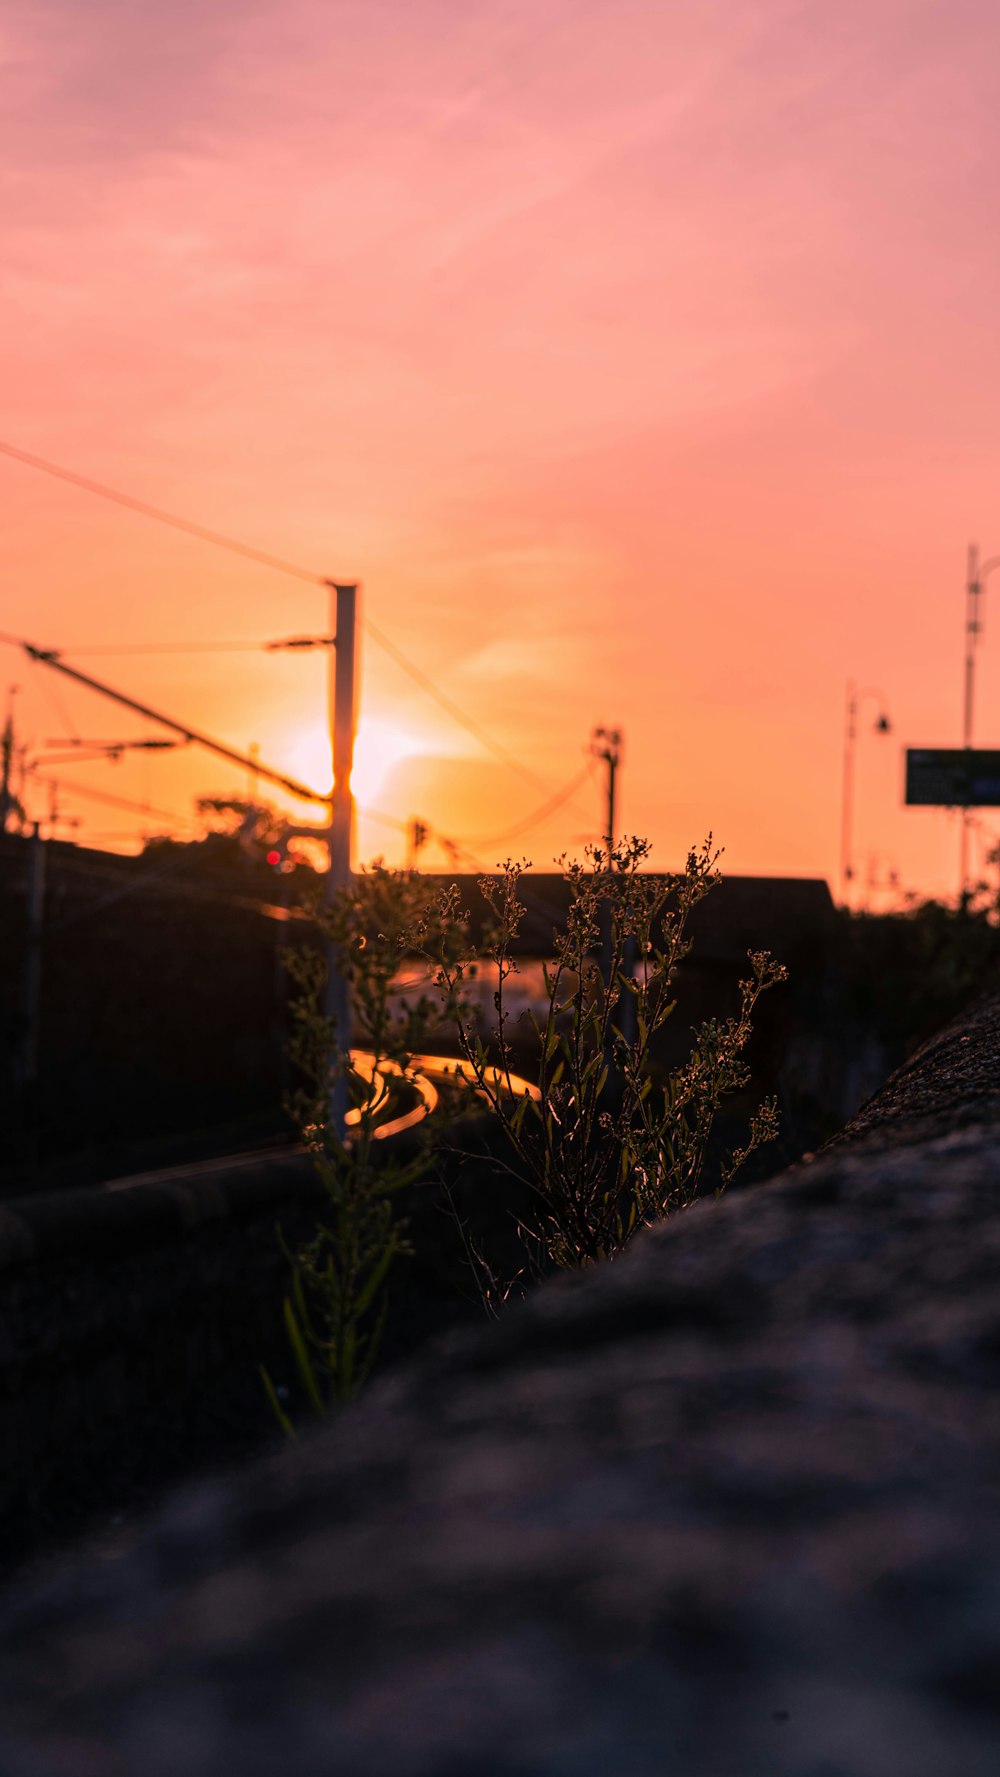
(1, 686), (18, 833)
(590, 725), (636, 1061)
(591, 726), (622, 855)
(19, 820), (46, 1155)
(325, 583), (358, 1138)
(590, 726), (622, 996)
(407, 818), (428, 869)
(18, 618), (358, 1135)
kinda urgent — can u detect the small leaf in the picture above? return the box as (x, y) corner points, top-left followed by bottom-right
(354, 1242), (396, 1317)
(259, 1366), (297, 1440)
(284, 1297), (326, 1419)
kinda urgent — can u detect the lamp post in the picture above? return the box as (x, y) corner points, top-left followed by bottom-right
(840, 683), (892, 908)
(961, 544), (1000, 904)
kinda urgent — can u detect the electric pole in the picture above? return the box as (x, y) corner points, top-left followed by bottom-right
(1, 686), (18, 833)
(19, 819), (46, 1151)
(407, 818), (428, 869)
(16, 613), (359, 1137)
(590, 726), (622, 855)
(325, 583), (358, 1137)
(590, 725), (635, 1061)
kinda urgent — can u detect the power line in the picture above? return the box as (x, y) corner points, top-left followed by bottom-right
(57, 641), (275, 656)
(7, 621), (595, 867)
(467, 764), (592, 848)
(26, 648), (81, 741)
(43, 628), (567, 799)
(28, 771), (202, 828)
(356, 804), (488, 871)
(11, 638), (327, 805)
(360, 618), (552, 791)
(359, 805), (412, 834)
(58, 628), (552, 788)
(0, 439), (321, 584)
(0, 439), (557, 790)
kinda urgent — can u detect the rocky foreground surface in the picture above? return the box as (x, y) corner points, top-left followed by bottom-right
(2, 999), (1000, 1775)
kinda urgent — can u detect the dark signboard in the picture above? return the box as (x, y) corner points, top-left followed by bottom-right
(906, 748), (1000, 807)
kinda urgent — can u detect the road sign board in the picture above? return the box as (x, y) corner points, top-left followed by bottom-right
(906, 748), (1000, 807)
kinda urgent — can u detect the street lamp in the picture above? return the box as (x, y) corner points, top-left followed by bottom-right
(840, 683), (892, 908)
(961, 544), (1000, 903)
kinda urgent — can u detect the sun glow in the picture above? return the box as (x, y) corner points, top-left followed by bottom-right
(352, 719), (426, 806)
(285, 717), (424, 811)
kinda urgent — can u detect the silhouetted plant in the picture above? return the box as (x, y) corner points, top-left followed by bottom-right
(262, 866), (461, 1431)
(425, 836), (787, 1273)
(266, 841), (787, 1422)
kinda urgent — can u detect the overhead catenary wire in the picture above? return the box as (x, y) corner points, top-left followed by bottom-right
(0, 439), (561, 794)
(28, 771), (203, 830)
(466, 764), (593, 849)
(0, 439), (321, 585)
(56, 641), (277, 656)
(21, 716), (492, 855)
(2, 638), (327, 806)
(359, 805), (413, 835)
(44, 636), (595, 826)
(26, 648), (81, 741)
(354, 804), (490, 871)
(27, 760), (477, 861)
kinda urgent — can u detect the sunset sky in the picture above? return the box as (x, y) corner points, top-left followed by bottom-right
(5, 0), (1000, 901)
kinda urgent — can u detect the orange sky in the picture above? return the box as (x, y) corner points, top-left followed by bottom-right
(5, 0), (1000, 903)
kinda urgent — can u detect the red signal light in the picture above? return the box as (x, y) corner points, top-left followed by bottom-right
(265, 849), (282, 868)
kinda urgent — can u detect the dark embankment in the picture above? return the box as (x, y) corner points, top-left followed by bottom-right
(2, 991), (1000, 1773)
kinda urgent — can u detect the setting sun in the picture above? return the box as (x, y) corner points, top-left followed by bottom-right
(352, 719), (426, 808)
(285, 717), (425, 813)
